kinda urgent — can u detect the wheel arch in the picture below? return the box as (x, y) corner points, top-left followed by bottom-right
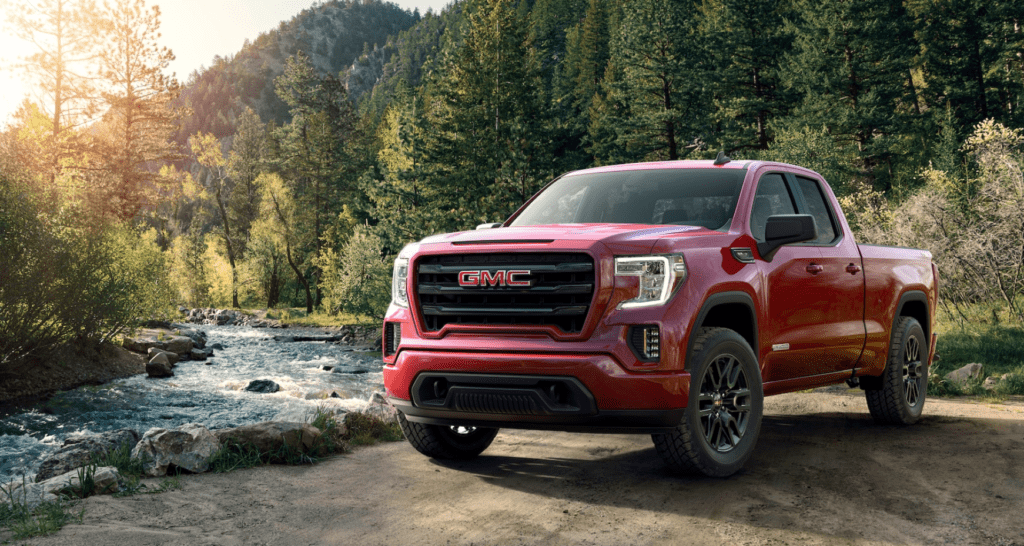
(686, 291), (758, 371)
(895, 290), (930, 342)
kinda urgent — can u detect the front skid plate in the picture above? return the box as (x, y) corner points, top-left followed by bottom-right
(391, 397), (685, 434)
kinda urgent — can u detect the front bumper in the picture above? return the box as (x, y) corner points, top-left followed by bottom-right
(383, 349), (691, 433)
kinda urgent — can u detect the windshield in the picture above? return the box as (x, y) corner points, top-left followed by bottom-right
(509, 168), (746, 231)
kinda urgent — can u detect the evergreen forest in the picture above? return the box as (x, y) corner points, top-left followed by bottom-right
(3, 0), (1024, 368)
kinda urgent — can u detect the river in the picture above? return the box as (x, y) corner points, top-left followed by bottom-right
(0, 324), (384, 483)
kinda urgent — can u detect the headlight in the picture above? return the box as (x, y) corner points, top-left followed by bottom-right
(614, 254), (687, 309)
(392, 257), (410, 308)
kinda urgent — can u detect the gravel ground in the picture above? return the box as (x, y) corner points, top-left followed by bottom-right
(8, 390), (1024, 546)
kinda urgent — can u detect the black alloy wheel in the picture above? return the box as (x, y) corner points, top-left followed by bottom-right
(652, 327), (763, 477)
(697, 353), (753, 454)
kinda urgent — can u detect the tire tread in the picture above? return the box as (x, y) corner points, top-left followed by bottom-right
(865, 316), (925, 425)
(652, 327), (760, 478)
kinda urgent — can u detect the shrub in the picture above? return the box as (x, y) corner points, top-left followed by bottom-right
(0, 172), (173, 364)
(316, 226), (392, 320)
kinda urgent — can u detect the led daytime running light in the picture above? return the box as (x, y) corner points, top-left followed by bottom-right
(614, 254), (686, 309)
(392, 257), (410, 308)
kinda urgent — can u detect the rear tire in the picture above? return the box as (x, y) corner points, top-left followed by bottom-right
(865, 316), (928, 425)
(652, 327), (763, 477)
(397, 412), (499, 459)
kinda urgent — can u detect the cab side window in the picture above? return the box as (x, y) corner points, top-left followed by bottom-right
(749, 174), (796, 241)
(794, 176), (838, 244)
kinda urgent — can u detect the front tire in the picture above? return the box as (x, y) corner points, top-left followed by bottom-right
(397, 412), (499, 459)
(652, 327), (763, 477)
(865, 316), (928, 425)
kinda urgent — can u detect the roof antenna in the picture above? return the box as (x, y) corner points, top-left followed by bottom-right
(713, 151), (732, 166)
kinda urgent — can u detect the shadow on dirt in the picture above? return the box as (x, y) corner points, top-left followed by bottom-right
(429, 410), (1024, 543)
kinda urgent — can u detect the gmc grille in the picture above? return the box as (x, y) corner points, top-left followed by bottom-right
(415, 253), (595, 333)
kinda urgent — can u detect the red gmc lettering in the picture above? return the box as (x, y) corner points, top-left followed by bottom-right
(480, 270), (505, 286)
(506, 270), (531, 287)
(458, 270), (480, 286)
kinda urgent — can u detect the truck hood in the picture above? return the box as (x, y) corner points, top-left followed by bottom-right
(415, 224), (720, 255)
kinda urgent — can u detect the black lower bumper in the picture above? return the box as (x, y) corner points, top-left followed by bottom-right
(390, 397), (685, 434)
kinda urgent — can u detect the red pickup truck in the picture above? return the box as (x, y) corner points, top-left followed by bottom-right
(382, 158), (938, 477)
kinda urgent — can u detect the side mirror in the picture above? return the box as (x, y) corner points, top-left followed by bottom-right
(475, 222), (503, 230)
(757, 214), (816, 261)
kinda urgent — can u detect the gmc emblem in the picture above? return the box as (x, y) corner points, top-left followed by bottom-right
(458, 269), (532, 288)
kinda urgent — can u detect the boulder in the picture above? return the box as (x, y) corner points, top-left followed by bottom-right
(131, 424), (220, 476)
(3, 467), (121, 508)
(245, 380), (280, 393)
(190, 347), (213, 361)
(147, 347), (179, 365)
(122, 333), (163, 354)
(331, 366), (369, 375)
(360, 392), (399, 424)
(174, 326), (207, 349)
(163, 335), (194, 356)
(204, 359), (215, 366)
(946, 363), (984, 385)
(210, 342), (225, 350)
(983, 377), (999, 390)
(35, 429), (140, 482)
(213, 422), (324, 455)
(146, 354), (174, 378)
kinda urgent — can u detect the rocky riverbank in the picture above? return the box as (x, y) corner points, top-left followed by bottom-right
(174, 308), (382, 348)
(2, 394), (400, 509)
(1, 311), (381, 407)
(0, 342), (145, 406)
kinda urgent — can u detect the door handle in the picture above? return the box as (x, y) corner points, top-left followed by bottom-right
(846, 263), (861, 275)
(806, 263), (824, 274)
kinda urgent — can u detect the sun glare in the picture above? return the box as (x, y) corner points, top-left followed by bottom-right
(0, 27), (32, 125)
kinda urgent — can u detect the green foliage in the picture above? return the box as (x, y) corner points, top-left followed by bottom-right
(207, 440), (266, 473)
(316, 226), (392, 320)
(341, 412), (405, 446)
(168, 224), (213, 308)
(600, 0), (703, 161)
(208, 405), (351, 472)
(699, 0), (794, 154)
(418, 0), (554, 230)
(0, 167), (173, 364)
(0, 479), (82, 540)
(89, 441), (146, 479)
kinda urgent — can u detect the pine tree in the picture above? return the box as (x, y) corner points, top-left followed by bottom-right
(556, 0), (612, 166)
(7, 0), (99, 140)
(783, 0), (919, 191)
(599, 0), (705, 161)
(226, 108), (268, 257)
(909, 0), (1024, 132)
(273, 51), (359, 310)
(421, 0), (553, 229)
(699, 0), (794, 154)
(96, 0), (180, 220)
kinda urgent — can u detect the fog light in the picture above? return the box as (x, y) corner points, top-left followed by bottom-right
(629, 325), (660, 361)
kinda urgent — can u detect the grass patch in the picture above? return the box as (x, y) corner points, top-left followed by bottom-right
(263, 307), (375, 329)
(930, 306), (1024, 396)
(207, 440), (266, 473)
(206, 406), (404, 472)
(208, 405), (352, 472)
(1, 479), (82, 541)
(341, 412), (404, 447)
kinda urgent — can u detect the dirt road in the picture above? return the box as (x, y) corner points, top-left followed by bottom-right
(11, 390), (1024, 546)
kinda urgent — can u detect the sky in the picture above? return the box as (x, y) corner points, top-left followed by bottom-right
(0, 0), (454, 125)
